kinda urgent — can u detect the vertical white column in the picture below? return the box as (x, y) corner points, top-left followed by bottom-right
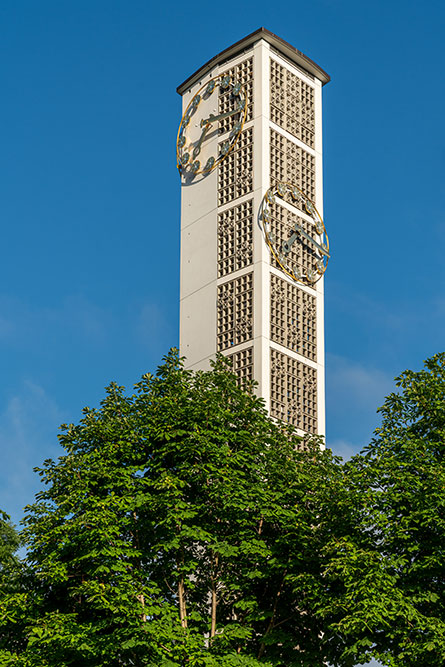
(314, 78), (326, 437)
(252, 39), (271, 410)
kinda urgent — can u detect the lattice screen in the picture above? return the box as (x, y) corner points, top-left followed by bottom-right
(217, 272), (253, 351)
(218, 199), (253, 278)
(219, 57), (254, 134)
(270, 348), (317, 433)
(270, 128), (315, 208)
(270, 46), (315, 82)
(270, 274), (317, 361)
(218, 128), (253, 206)
(225, 346), (254, 386)
(268, 200), (318, 284)
(270, 59), (315, 148)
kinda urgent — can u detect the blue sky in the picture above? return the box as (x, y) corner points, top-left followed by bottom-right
(0, 0), (443, 535)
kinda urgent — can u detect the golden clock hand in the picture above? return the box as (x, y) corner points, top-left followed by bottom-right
(282, 223), (330, 258)
(298, 225), (330, 257)
(200, 102), (245, 127)
(192, 123), (211, 159)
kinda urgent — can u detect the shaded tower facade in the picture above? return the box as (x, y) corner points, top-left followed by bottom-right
(177, 28), (330, 436)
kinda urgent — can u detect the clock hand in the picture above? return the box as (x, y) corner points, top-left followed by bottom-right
(192, 123), (211, 159)
(282, 228), (300, 255)
(282, 223), (330, 258)
(298, 225), (330, 257)
(200, 102), (245, 127)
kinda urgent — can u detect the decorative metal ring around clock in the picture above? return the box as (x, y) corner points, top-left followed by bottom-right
(260, 182), (330, 286)
(176, 73), (248, 177)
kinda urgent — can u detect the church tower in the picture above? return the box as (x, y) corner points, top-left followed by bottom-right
(176, 28), (330, 437)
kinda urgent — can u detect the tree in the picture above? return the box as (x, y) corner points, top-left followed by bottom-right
(319, 353), (445, 666)
(0, 511), (24, 662)
(0, 351), (345, 667)
(0, 511), (19, 577)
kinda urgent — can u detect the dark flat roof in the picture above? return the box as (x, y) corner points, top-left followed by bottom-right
(177, 27), (330, 95)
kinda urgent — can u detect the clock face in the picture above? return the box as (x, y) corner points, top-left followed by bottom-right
(261, 183), (330, 286)
(176, 74), (247, 178)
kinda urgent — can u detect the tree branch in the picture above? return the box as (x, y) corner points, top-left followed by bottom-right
(258, 570), (287, 659)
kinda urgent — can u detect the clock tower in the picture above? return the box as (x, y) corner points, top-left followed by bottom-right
(177, 28), (330, 437)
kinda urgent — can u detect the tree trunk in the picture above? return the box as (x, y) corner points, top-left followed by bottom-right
(210, 580), (217, 638)
(178, 575), (188, 629)
(210, 554), (219, 639)
(137, 593), (147, 622)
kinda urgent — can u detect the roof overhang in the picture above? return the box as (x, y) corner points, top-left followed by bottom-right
(177, 27), (330, 95)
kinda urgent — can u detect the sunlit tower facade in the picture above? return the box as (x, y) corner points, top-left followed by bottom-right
(176, 28), (330, 437)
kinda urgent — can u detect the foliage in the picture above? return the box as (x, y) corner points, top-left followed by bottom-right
(0, 512), (19, 577)
(3, 350), (444, 666)
(319, 352), (445, 666)
(0, 350), (343, 666)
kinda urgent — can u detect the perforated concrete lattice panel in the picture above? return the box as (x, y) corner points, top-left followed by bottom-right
(270, 348), (317, 433)
(217, 272), (254, 351)
(225, 346), (254, 386)
(270, 128), (316, 208)
(270, 274), (317, 361)
(218, 199), (253, 278)
(270, 59), (315, 149)
(219, 57), (254, 134)
(218, 128), (253, 207)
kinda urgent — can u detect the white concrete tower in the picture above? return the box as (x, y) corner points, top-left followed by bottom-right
(177, 28), (330, 437)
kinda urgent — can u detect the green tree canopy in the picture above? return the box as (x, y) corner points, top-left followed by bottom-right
(320, 352), (445, 666)
(2, 351), (444, 666)
(0, 351), (344, 666)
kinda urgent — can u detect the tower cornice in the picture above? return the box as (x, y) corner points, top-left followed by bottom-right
(176, 27), (330, 95)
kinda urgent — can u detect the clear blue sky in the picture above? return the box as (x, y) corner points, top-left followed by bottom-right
(0, 0), (443, 527)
